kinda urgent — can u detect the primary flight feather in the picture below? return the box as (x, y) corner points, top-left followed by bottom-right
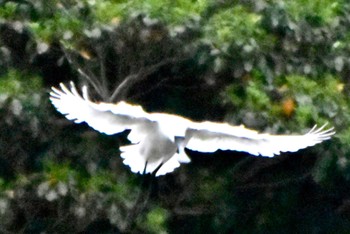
(50, 82), (335, 176)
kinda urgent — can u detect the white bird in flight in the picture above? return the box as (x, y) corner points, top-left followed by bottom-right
(50, 82), (335, 176)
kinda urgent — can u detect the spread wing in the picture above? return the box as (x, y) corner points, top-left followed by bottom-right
(49, 82), (152, 137)
(185, 122), (335, 157)
(49, 83), (188, 176)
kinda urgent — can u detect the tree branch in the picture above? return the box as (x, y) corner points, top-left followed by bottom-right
(61, 47), (106, 99)
(97, 46), (109, 98)
(109, 57), (182, 102)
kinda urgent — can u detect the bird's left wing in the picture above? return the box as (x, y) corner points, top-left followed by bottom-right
(185, 122), (335, 157)
(50, 82), (151, 135)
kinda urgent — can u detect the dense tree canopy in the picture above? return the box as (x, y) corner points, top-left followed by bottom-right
(1, 0), (350, 233)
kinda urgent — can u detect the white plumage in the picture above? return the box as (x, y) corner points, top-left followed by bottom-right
(50, 82), (335, 176)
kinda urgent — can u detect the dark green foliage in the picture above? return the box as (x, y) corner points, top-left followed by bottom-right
(1, 0), (350, 233)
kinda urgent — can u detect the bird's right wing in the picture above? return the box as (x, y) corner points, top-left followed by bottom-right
(50, 82), (152, 136)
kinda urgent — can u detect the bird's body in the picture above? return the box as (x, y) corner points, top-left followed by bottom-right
(50, 82), (335, 176)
